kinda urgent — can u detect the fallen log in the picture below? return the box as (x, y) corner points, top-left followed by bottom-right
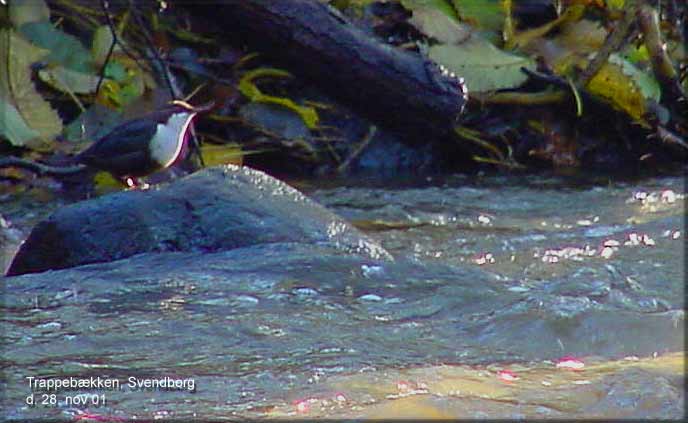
(187, 0), (467, 144)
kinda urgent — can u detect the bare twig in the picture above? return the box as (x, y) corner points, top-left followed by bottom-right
(637, 4), (687, 114)
(336, 125), (377, 174)
(96, 0), (117, 97)
(127, 0), (205, 166)
(654, 125), (688, 150)
(0, 157), (86, 176)
(578, 0), (641, 87)
(454, 126), (523, 169)
(481, 90), (568, 105)
(128, 0), (176, 99)
(521, 67), (569, 88)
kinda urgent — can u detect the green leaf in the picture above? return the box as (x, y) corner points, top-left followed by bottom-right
(92, 25), (116, 66)
(0, 99), (40, 146)
(104, 61), (128, 82)
(0, 29), (61, 149)
(38, 66), (100, 94)
(117, 75), (146, 106)
(400, 0), (459, 21)
(429, 36), (535, 92)
(622, 44), (650, 65)
(609, 54), (660, 103)
(19, 21), (94, 73)
(450, 0), (504, 32)
(8, 0), (51, 28)
(407, 4), (471, 44)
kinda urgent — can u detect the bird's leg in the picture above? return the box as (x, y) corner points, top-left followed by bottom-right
(122, 177), (149, 190)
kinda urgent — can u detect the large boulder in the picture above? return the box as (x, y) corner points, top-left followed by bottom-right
(7, 165), (391, 276)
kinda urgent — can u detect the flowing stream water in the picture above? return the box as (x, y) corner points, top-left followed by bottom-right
(1, 170), (684, 420)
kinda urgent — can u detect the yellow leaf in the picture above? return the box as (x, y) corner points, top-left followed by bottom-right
(606, 0), (625, 10)
(585, 54), (660, 122)
(558, 19), (607, 55)
(201, 143), (244, 167)
(94, 79), (122, 109)
(238, 68), (320, 129)
(93, 171), (125, 195)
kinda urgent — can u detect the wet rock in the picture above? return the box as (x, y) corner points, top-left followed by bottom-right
(6, 165), (391, 276)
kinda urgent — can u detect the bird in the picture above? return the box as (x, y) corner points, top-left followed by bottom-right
(75, 100), (213, 187)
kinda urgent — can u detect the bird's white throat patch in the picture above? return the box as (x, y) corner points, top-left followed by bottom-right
(149, 112), (196, 167)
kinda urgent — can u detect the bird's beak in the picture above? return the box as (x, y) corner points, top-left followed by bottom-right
(171, 99), (215, 114)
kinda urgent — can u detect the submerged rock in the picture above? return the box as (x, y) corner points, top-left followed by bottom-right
(7, 165), (391, 276)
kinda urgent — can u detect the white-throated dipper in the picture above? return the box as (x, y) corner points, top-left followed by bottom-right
(75, 100), (213, 186)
